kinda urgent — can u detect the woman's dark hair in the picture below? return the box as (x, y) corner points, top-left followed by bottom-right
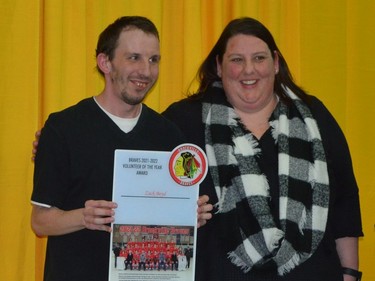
(196, 17), (308, 103)
(95, 16), (159, 76)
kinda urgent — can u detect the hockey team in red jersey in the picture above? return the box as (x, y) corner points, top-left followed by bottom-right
(114, 239), (191, 271)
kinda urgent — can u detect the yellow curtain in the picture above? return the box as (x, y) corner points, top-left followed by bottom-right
(1, 1), (374, 280)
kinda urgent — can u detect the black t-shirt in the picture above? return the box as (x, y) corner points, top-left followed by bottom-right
(32, 98), (185, 281)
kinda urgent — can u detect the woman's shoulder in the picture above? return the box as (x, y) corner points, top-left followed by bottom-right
(163, 86), (223, 117)
(162, 93), (206, 121)
(162, 93), (208, 147)
(306, 95), (330, 115)
(308, 95), (338, 127)
(305, 95), (350, 156)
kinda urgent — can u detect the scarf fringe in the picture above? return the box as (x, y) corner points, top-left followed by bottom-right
(298, 207), (307, 234)
(270, 120), (279, 143)
(277, 252), (302, 276)
(243, 133), (262, 156)
(227, 251), (252, 273)
(214, 185), (228, 214)
(228, 247), (304, 276)
(269, 229), (285, 251)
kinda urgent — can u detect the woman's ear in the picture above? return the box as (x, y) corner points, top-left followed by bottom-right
(96, 53), (111, 74)
(216, 55), (222, 78)
(273, 50), (279, 74)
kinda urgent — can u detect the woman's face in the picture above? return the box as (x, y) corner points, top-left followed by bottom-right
(217, 34), (278, 114)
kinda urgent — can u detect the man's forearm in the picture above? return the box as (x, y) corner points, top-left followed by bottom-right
(31, 205), (85, 236)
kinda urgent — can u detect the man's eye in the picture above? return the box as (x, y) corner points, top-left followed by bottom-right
(149, 56), (160, 64)
(129, 55), (139, 60)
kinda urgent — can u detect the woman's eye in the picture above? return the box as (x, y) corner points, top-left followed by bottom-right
(254, 56), (266, 62)
(231, 57), (243, 62)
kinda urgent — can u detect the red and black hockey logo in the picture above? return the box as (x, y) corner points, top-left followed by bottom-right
(169, 144), (207, 186)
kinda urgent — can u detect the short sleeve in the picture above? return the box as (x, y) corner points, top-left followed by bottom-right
(31, 114), (71, 208)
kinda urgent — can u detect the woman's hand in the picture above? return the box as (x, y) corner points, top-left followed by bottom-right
(197, 195), (213, 228)
(31, 130), (41, 161)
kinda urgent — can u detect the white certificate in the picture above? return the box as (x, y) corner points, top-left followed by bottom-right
(108, 144), (207, 281)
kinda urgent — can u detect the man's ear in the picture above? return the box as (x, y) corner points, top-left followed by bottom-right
(97, 53), (111, 74)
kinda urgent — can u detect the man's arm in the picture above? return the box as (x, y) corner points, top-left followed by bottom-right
(31, 200), (117, 236)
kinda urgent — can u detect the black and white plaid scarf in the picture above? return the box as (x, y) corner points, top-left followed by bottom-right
(203, 85), (329, 275)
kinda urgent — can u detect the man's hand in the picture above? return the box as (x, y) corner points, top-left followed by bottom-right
(31, 200), (118, 236)
(83, 200), (118, 232)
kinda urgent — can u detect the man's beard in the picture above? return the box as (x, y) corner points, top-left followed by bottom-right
(121, 91), (147, 105)
(113, 74), (155, 106)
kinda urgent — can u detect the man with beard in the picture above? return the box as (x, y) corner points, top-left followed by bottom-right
(31, 16), (212, 281)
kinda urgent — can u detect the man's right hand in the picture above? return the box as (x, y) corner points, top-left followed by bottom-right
(31, 200), (118, 237)
(83, 200), (118, 232)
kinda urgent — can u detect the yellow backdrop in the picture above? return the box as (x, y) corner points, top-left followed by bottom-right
(0, 1), (374, 280)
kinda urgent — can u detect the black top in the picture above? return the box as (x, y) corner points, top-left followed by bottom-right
(32, 98), (185, 281)
(163, 88), (363, 281)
